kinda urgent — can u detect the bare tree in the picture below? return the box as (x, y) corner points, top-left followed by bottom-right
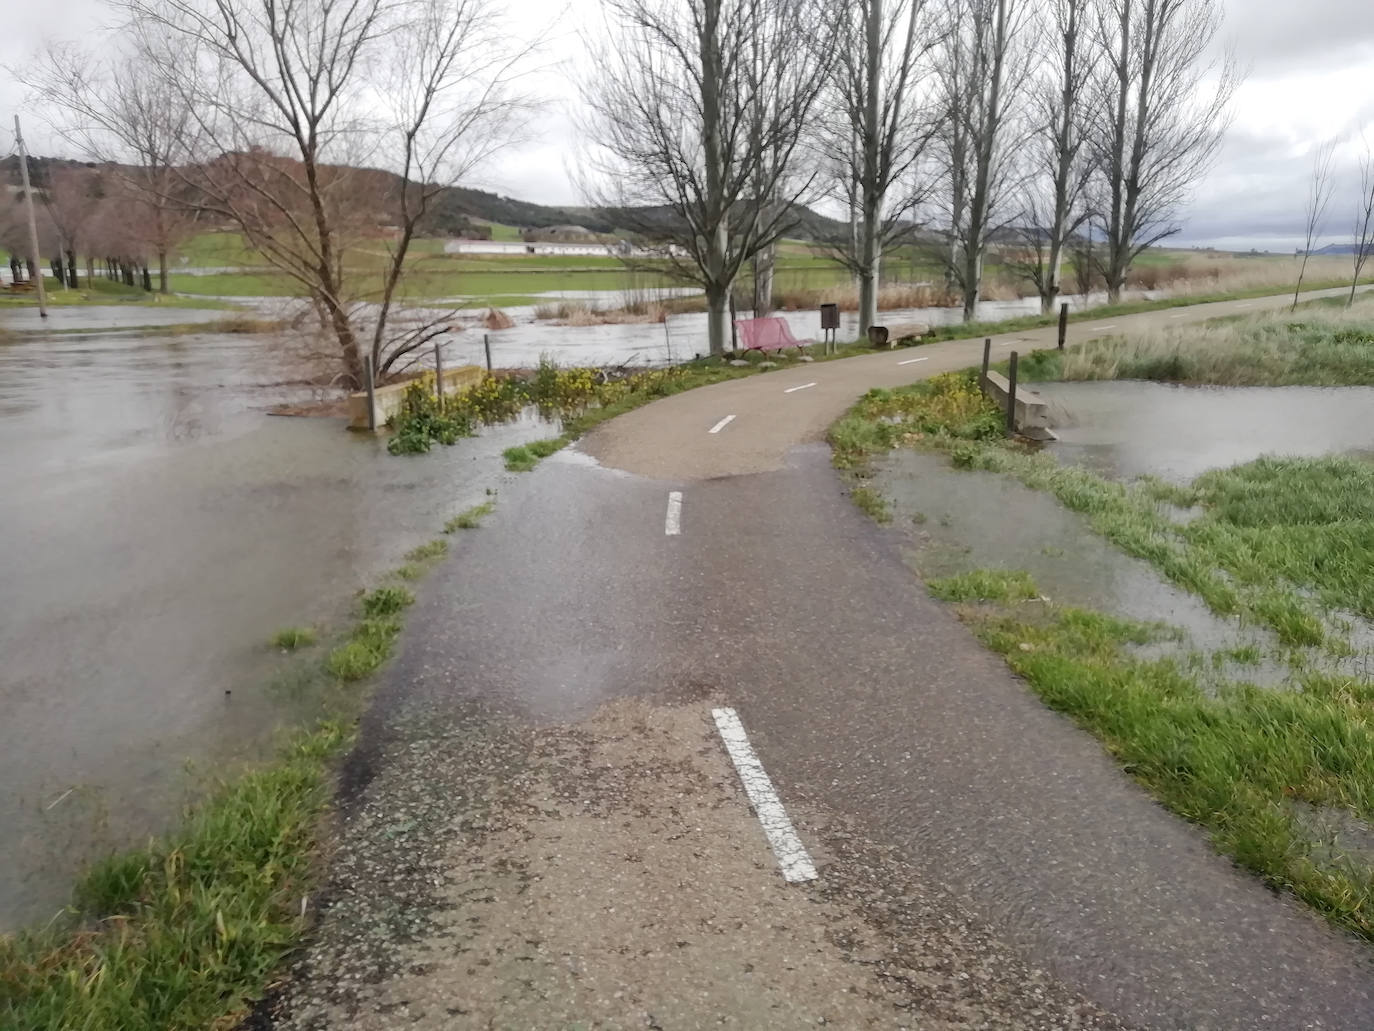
(23, 46), (201, 293)
(930, 0), (1032, 323)
(120, 0), (527, 385)
(581, 0), (835, 355)
(40, 167), (100, 288)
(1085, 0), (1238, 303)
(1292, 139), (1336, 312)
(1009, 0), (1093, 312)
(815, 0), (937, 335)
(1350, 141), (1374, 308)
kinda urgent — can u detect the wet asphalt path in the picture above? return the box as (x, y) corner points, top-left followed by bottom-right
(314, 284), (1374, 1029)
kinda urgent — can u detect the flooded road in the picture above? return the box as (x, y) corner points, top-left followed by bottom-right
(1037, 381), (1374, 480)
(0, 322), (553, 930)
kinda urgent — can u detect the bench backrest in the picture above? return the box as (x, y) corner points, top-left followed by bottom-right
(734, 317), (799, 349)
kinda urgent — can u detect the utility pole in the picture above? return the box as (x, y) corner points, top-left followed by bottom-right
(14, 115), (48, 318)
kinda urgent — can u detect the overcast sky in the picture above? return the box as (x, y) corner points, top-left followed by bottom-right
(4, 0), (1372, 252)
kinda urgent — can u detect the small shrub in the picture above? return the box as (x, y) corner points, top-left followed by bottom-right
(362, 585), (414, 618)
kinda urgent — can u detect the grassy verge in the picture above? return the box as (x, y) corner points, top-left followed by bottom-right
(935, 571), (1374, 943)
(831, 370), (1339, 648)
(1015, 293), (1374, 386)
(0, 278), (240, 310)
(830, 315), (1374, 939)
(0, 498), (481, 1029)
(389, 354), (778, 463)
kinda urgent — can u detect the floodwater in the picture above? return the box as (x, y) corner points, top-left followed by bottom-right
(2, 303), (233, 333)
(1036, 381), (1374, 481)
(0, 321), (556, 930)
(875, 449), (1280, 680)
(208, 286), (1154, 371)
(440, 289), (1154, 369)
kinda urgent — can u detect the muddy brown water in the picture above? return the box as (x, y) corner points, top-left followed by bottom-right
(0, 322), (555, 930)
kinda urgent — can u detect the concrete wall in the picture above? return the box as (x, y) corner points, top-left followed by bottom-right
(349, 364), (486, 430)
(983, 370), (1055, 438)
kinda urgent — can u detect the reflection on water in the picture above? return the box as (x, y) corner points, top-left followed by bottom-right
(1037, 381), (1374, 481)
(0, 326), (554, 930)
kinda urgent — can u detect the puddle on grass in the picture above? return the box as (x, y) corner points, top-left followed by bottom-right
(1034, 381), (1374, 481)
(874, 449), (1285, 684)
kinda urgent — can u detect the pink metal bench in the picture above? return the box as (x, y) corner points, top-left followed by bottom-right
(734, 317), (809, 354)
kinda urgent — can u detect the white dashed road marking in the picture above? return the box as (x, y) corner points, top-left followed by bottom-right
(711, 707), (817, 883)
(1093, 324), (1118, 331)
(784, 382), (817, 394)
(898, 356), (929, 366)
(665, 491), (682, 535)
(708, 414), (736, 434)
(1170, 314), (1187, 319)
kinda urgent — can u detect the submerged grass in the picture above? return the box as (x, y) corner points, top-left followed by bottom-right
(0, 723), (351, 1030)
(945, 576), (1374, 942)
(832, 315), (1374, 938)
(503, 437), (567, 472)
(2, 508), (461, 1028)
(832, 369), (1340, 648)
(271, 626), (317, 651)
(445, 500), (495, 531)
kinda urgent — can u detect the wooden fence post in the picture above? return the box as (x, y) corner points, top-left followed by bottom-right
(1006, 351), (1019, 436)
(1058, 302), (1068, 350)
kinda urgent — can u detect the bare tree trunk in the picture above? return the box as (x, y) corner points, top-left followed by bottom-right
(753, 242), (776, 315)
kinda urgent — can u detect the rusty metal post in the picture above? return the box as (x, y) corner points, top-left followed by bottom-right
(981, 338), (991, 388)
(1058, 302), (1068, 350)
(434, 342), (444, 404)
(364, 355), (377, 432)
(1006, 351), (1019, 436)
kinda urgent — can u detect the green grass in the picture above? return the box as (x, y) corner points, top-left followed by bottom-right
(270, 627), (317, 651)
(829, 370), (1349, 649)
(0, 277), (240, 310)
(502, 437), (568, 472)
(0, 721), (352, 1030)
(849, 484), (891, 523)
(947, 582), (1374, 943)
(403, 539), (448, 563)
(1017, 294), (1374, 386)
(445, 501), (495, 531)
(928, 568), (1039, 602)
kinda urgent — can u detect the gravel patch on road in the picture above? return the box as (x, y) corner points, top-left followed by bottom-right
(247, 698), (1134, 1030)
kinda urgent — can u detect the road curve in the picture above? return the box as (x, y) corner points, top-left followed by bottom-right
(574, 283), (1374, 1028)
(269, 283), (1374, 1030)
(585, 284), (1369, 479)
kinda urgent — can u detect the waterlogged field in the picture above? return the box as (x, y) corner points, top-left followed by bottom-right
(831, 297), (1374, 942)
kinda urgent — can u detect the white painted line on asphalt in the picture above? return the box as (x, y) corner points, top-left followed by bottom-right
(711, 707), (817, 883)
(784, 381), (817, 394)
(708, 414), (736, 434)
(1236, 302), (1253, 308)
(897, 356), (930, 365)
(665, 491), (683, 535)
(1093, 324), (1118, 331)
(1169, 314), (1187, 319)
